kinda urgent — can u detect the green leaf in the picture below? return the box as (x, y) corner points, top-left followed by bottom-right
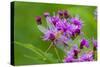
(14, 41), (58, 64)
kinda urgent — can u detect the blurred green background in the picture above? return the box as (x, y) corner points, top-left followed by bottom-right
(13, 1), (97, 65)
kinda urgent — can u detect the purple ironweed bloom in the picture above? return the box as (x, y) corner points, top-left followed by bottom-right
(35, 10), (97, 63)
(55, 20), (67, 32)
(80, 39), (89, 49)
(92, 38), (97, 51)
(68, 45), (79, 58)
(51, 16), (59, 26)
(72, 45), (80, 59)
(64, 56), (74, 63)
(79, 51), (93, 62)
(44, 12), (50, 17)
(49, 33), (55, 41)
(71, 17), (82, 29)
(65, 23), (81, 39)
(36, 10), (83, 46)
(71, 17), (81, 25)
(64, 50), (75, 62)
(35, 16), (42, 25)
(71, 28), (81, 39)
(67, 45), (80, 59)
(64, 45), (80, 62)
(74, 28), (80, 35)
(43, 31), (55, 41)
(64, 56), (79, 63)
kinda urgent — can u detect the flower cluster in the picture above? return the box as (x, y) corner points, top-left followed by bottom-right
(35, 10), (97, 62)
(35, 10), (82, 46)
(64, 38), (97, 62)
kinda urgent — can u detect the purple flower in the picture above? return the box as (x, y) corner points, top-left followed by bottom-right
(67, 45), (80, 59)
(48, 33), (55, 41)
(74, 28), (80, 35)
(64, 49), (76, 62)
(64, 56), (74, 63)
(80, 39), (89, 49)
(71, 17), (82, 29)
(72, 45), (80, 59)
(71, 17), (81, 25)
(71, 28), (81, 39)
(65, 23), (81, 39)
(55, 20), (67, 32)
(51, 16), (59, 26)
(43, 31), (55, 41)
(64, 45), (80, 63)
(92, 38), (97, 51)
(79, 52), (93, 62)
(36, 10), (83, 48)
(35, 10), (97, 63)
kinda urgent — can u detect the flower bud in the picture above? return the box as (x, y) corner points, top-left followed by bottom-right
(35, 16), (42, 25)
(58, 10), (63, 16)
(44, 12), (50, 17)
(64, 10), (69, 18)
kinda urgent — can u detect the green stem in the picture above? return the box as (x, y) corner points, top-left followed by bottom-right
(53, 45), (61, 62)
(45, 42), (53, 53)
